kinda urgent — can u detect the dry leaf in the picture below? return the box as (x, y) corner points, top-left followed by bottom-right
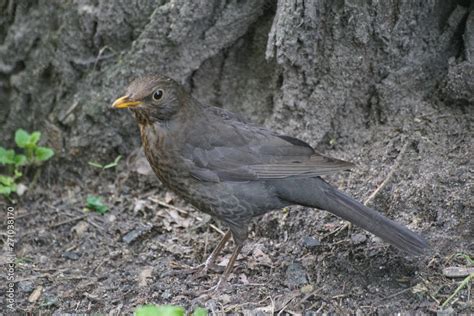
(133, 199), (147, 213)
(252, 248), (273, 266)
(239, 273), (249, 284)
(28, 286), (43, 303)
(164, 192), (175, 204)
(71, 221), (89, 236)
(134, 157), (153, 175)
(138, 266), (154, 287)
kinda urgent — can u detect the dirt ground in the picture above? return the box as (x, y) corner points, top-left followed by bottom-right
(3, 120), (473, 315)
(1, 1), (473, 315)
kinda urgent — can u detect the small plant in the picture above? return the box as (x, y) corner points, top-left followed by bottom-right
(193, 307), (208, 316)
(0, 172), (21, 196)
(134, 305), (208, 316)
(0, 146), (26, 196)
(86, 195), (109, 215)
(0, 129), (54, 197)
(88, 155), (122, 170)
(14, 129), (54, 164)
(0, 147), (27, 166)
(135, 305), (184, 316)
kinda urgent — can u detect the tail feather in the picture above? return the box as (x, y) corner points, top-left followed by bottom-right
(324, 187), (428, 255)
(276, 177), (429, 255)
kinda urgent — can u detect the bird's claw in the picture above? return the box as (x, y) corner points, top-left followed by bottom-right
(190, 262), (225, 280)
(198, 277), (230, 297)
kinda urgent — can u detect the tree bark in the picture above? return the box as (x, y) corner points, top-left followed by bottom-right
(0, 1), (472, 242)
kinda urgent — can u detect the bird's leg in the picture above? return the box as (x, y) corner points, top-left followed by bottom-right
(212, 243), (243, 292)
(193, 230), (231, 278)
(164, 230), (231, 278)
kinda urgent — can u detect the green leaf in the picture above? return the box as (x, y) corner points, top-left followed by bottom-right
(95, 205), (108, 214)
(0, 174), (15, 186)
(0, 148), (17, 165)
(86, 195), (109, 215)
(193, 307), (208, 316)
(104, 155), (122, 169)
(88, 161), (104, 168)
(0, 147), (6, 162)
(0, 184), (12, 196)
(13, 154), (27, 166)
(0, 175), (16, 196)
(14, 169), (23, 179)
(34, 147), (54, 161)
(6, 150), (16, 164)
(87, 195), (100, 205)
(15, 129), (30, 148)
(134, 305), (160, 316)
(135, 305), (185, 316)
(29, 131), (41, 146)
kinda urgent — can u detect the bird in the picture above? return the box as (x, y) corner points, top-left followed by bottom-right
(112, 74), (429, 290)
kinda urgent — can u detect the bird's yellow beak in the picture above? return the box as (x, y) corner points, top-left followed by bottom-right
(112, 96), (142, 109)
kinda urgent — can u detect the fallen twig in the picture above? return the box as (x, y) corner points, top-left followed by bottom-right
(210, 224), (225, 235)
(86, 218), (104, 232)
(148, 197), (192, 216)
(364, 140), (410, 206)
(376, 287), (413, 304)
(49, 215), (87, 229)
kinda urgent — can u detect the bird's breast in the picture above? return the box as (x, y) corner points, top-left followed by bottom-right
(140, 124), (194, 197)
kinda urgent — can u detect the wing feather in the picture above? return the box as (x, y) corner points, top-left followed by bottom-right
(183, 106), (354, 182)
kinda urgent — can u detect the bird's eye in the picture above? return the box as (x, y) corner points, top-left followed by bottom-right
(152, 90), (163, 101)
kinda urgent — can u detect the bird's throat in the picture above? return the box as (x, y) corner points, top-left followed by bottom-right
(132, 109), (152, 126)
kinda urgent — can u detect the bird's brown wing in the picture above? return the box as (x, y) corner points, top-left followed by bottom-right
(182, 107), (354, 182)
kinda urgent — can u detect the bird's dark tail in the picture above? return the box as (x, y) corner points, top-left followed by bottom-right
(275, 177), (429, 255)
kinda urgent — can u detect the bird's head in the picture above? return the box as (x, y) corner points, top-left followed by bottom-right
(112, 75), (185, 124)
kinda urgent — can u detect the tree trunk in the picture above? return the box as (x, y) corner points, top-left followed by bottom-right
(0, 0), (472, 246)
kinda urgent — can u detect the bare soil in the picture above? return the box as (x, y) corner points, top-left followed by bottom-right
(3, 134), (473, 314)
(1, 1), (473, 315)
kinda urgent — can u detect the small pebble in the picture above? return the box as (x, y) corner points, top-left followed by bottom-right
(286, 262), (308, 288)
(39, 255), (49, 264)
(18, 281), (34, 293)
(161, 289), (172, 299)
(63, 251), (80, 261)
(300, 284), (314, 294)
(302, 236), (321, 248)
(351, 233), (367, 245)
(106, 214), (116, 223)
(122, 224), (153, 244)
(71, 221), (89, 236)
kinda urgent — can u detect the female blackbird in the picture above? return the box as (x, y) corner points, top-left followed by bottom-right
(112, 75), (428, 289)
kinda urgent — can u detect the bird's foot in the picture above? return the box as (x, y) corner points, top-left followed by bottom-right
(190, 262), (225, 281)
(212, 277), (229, 293)
(198, 277), (230, 297)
